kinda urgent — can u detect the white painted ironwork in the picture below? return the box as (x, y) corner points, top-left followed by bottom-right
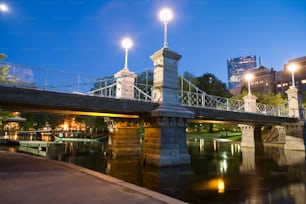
(178, 76), (292, 117)
(0, 62), (298, 118)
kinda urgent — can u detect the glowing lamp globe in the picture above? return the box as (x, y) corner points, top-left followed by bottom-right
(288, 63), (298, 73)
(245, 73), (254, 82)
(121, 38), (133, 49)
(0, 3), (9, 12)
(159, 8), (173, 23)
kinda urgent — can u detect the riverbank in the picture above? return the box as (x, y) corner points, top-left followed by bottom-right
(0, 150), (187, 204)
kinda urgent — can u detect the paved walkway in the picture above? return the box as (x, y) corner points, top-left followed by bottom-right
(0, 151), (187, 204)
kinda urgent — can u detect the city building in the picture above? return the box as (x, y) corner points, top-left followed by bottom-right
(242, 66), (276, 94)
(227, 55), (257, 95)
(276, 56), (306, 93)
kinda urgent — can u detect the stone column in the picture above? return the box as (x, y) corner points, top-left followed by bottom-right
(243, 94), (257, 112)
(239, 94), (257, 148)
(285, 87), (300, 118)
(284, 121), (305, 151)
(151, 48), (181, 105)
(142, 48), (194, 166)
(114, 67), (136, 99)
(105, 117), (140, 157)
(239, 124), (255, 147)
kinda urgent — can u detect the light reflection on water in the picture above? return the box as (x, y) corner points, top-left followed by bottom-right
(5, 138), (306, 204)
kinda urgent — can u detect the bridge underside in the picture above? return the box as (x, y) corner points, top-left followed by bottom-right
(0, 86), (157, 118)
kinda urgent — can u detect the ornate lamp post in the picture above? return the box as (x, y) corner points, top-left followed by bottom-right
(121, 38), (133, 69)
(288, 63), (298, 88)
(245, 73), (254, 95)
(159, 8), (173, 48)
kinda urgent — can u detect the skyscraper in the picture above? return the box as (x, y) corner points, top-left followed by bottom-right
(227, 55), (257, 95)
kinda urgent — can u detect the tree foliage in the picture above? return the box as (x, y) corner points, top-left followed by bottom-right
(0, 111), (13, 128)
(136, 69), (153, 85)
(0, 53), (19, 84)
(233, 90), (286, 106)
(301, 91), (306, 107)
(195, 73), (232, 97)
(182, 71), (199, 85)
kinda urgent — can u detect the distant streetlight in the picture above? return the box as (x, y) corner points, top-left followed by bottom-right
(245, 73), (254, 95)
(0, 3), (9, 13)
(159, 8), (173, 48)
(121, 37), (133, 69)
(288, 63), (298, 88)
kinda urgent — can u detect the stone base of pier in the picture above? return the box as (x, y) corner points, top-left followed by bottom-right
(105, 118), (141, 157)
(142, 104), (193, 167)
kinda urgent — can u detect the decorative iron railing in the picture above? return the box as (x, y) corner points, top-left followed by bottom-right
(0, 62), (297, 118)
(178, 76), (291, 117)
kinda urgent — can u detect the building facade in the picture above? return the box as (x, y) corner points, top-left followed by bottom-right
(238, 56), (306, 95)
(276, 56), (306, 93)
(241, 66), (276, 94)
(227, 55), (257, 95)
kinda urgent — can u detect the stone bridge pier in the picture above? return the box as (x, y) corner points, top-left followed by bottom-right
(105, 117), (141, 157)
(239, 86), (305, 151)
(142, 48), (194, 166)
(239, 94), (258, 148)
(106, 47), (194, 166)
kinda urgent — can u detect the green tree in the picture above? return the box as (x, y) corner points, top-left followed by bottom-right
(0, 111), (13, 129)
(0, 53), (19, 84)
(233, 90), (286, 106)
(136, 69), (153, 85)
(75, 115), (108, 134)
(196, 73), (232, 97)
(302, 91), (306, 107)
(182, 71), (199, 85)
(19, 113), (64, 130)
(0, 54), (15, 128)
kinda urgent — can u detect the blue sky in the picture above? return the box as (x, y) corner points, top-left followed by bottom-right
(1, 0), (306, 85)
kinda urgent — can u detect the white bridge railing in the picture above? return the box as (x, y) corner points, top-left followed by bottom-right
(0, 62), (294, 118)
(87, 73), (152, 101)
(178, 76), (290, 117)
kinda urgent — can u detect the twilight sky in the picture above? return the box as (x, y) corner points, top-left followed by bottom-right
(1, 0), (306, 85)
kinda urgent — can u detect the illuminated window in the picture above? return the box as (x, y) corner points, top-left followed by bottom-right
(302, 79), (306, 84)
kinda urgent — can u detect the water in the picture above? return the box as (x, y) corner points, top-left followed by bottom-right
(3, 138), (306, 203)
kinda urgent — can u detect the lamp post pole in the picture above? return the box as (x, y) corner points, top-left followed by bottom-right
(159, 8), (173, 48)
(245, 73), (254, 95)
(288, 64), (298, 88)
(121, 38), (133, 69)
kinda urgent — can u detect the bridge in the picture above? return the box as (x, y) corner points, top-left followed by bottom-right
(0, 86), (298, 124)
(0, 48), (305, 166)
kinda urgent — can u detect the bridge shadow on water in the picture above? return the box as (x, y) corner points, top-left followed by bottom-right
(2, 139), (305, 204)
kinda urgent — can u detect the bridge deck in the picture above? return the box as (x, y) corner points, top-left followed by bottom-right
(0, 86), (299, 124)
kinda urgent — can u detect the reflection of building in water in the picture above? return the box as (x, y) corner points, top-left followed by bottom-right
(248, 183), (305, 204)
(57, 117), (86, 132)
(284, 150), (305, 165)
(231, 143), (240, 156)
(219, 159), (227, 174)
(239, 147), (255, 173)
(199, 139), (204, 152)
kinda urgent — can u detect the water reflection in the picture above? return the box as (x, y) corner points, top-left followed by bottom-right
(5, 138), (305, 204)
